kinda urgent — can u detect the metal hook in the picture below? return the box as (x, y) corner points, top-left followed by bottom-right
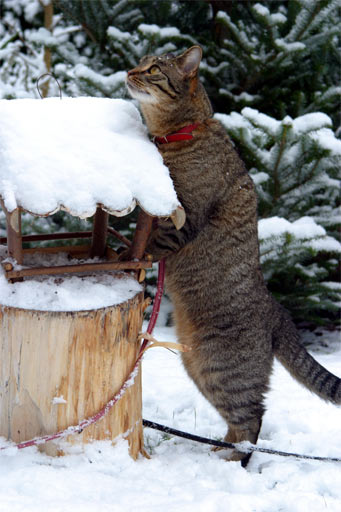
(36, 73), (62, 99)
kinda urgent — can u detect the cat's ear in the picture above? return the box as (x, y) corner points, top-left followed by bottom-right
(177, 46), (202, 78)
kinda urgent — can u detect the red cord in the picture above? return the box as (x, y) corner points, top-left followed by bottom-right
(146, 259), (165, 335)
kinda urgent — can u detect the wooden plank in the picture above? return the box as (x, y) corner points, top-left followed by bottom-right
(90, 207), (109, 258)
(4, 259), (152, 280)
(0, 231), (93, 244)
(23, 244), (91, 256)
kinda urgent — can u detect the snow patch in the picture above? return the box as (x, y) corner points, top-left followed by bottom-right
(258, 216), (326, 239)
(275, 39), (306, 52)
(0, 325), (340, 510)
(311, 128), (341, 155)
(52, 396), (67, 405)
(138, 24), (180, 38)
(292, 112), (332, 133)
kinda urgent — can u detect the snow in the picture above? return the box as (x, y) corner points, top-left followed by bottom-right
(253, 3), (270, 17)
(216, 109), (339, 153)
(258, 216), (341, 254)
(0, 246), (142, 311)
(270, 13), (287, 24)
(322, 281), (341, 291)
(258, 216), (326, 239)
(215, 111), (249, 131)
(216, 108), (281, 137)
(311, 128), (341, 155)
(0, 324), (340, 512)
(0, 97), (180, 218)
(250, 170), (269, 186)
(310, 237), (341, 253)
(242, 107), (281, 135)
(292, 112), (332, 133)
(73, 65), (126, 93)
(138, 24), (180, 38)
(107, 26), (131, 41)
(52, 396), (67, 405)
(275, 39), (306, 52)
(252, 2), (287, 27)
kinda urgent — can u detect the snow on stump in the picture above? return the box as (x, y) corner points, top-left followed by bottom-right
(0, 97), (184, 457)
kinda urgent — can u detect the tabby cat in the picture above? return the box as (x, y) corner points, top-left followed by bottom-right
(126, 46), (341, 466)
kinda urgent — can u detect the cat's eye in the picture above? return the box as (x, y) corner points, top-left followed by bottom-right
(148, 65), (161, 75)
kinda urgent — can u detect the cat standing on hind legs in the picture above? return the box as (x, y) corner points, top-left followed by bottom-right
(126, 46), (341, 466)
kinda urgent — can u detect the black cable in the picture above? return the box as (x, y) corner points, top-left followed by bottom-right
(143, 419), (341, 463)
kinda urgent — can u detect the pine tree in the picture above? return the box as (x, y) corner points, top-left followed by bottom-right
(217, 107), (341, 324)
(0, 0), (340, 325)
(205, 0), (341, 131)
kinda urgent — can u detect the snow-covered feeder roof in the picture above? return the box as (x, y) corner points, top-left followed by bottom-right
(0, 97), (181, 219)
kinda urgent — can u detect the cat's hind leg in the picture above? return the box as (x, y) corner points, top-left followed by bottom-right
(219, 416), (262, 467)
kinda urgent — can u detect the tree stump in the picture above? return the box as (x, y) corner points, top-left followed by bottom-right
(0, 291), (146, 458)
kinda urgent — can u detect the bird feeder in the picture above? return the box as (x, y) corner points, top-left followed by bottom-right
(0, 97), (184, 457)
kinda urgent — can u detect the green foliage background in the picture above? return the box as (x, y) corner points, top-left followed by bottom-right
(0, 0), (340, 326)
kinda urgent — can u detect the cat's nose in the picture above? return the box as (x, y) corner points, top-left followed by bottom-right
(127, 68), (137, 76)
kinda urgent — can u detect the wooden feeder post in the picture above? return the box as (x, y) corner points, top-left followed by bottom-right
(0, 208), (154, 458)
(0, 199), (23, 265)
(90, 206), (109, 258)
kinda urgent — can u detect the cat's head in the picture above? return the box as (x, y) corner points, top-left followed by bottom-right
(126, 46), (202, 105)
(126, 46), (212, 135)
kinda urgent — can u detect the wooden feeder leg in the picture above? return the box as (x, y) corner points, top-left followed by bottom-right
(1, 203), (23, 264)
(130, 210), (153, 260)
(90, 207), (109, 258)
(129, 210), (153, 282)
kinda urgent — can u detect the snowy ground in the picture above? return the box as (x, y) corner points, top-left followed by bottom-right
(0, 325), (340, 512)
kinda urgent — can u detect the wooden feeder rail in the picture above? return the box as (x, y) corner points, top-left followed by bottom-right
(0, 231), (93, 244)
(2, 259), (152, 280)
(0, 229), (132, 248)
(107, 227), (132, 248)
(0, 200), (155, 282)
(0, 228), (132, 248)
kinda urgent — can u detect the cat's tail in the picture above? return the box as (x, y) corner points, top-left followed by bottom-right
(272, 307), (341, 405)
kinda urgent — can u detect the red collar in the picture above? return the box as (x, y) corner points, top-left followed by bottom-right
(153, 123), (200, 144)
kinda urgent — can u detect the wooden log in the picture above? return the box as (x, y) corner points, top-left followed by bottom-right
(0, 292), (146, 458)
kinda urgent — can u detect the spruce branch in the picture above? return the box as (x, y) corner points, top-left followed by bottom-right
(53, 0), (98, 44)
